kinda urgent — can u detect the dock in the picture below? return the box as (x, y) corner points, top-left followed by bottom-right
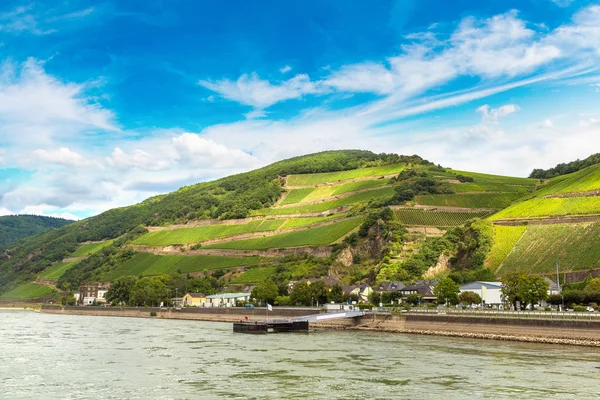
(232, 310), (365, 334)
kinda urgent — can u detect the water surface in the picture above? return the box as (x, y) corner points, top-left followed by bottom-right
(1, 311), (599, 399)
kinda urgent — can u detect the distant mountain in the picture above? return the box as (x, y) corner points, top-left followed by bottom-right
(0, 215), (73, 251)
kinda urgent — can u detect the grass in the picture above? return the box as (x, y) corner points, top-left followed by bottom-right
(278, 215), (342, 229)
(0, 284), (54, 299)
(203, 217), (364, 250)
(442, 169), (538, 186)
(528, 164), (600, 198)
(415, 193), (522, 209)
(490, 196), (600, 220)
(69, 240), (114, 257)
(287, 179), (391, 204)
(261, 186), (397, 215)
(497, 222), (600, 274)
(393, 209), (491, 226)
(102, 253), (267, 280)
(486, 225), (527, 271)
(39, 260), (82, 280)
(230, 267), (277, 283)
(286, 164), (405, 186)
(280, 188), (314, 205)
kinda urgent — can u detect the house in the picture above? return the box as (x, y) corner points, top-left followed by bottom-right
(183, 293), (206, 307)
(205, 292), (251, 307)
(375, 281), (406, 293)
(342, 284), (372, 303)
(545, 277), (560, 295)
(460, 281), (503, 306)
(398, 280), (437, 303)
(78, 283), (110, 305)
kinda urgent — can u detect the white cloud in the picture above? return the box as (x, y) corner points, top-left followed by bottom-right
(549, 6), (600, 55)
(551, 0), (575, 8)
(476, 104), (520, 122)
(0, 4), (95, 35)
(33, 147), (92, 167)
(280, 65), (292, 74)
(466, 104), (520, 138)
(171, 133), (258, 168)
(106, 147), (171, 171)
(540, 119), (555, 128)
(325, 63), (396, 95)
(199, 72), (325, 109)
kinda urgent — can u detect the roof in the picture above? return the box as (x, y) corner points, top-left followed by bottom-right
(342, 284), (371, 294)
(460, 281), (502, 291)
(206, 292), (251, 299)
(400, 280), (437, 297)
(544, 277), (560, 291)
(186, 293), (206, 298)
(376, 281), (406, 292)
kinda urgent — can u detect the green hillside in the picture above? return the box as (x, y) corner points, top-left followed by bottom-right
(0, 215), (73, 251)
(3, 149), (600, 300)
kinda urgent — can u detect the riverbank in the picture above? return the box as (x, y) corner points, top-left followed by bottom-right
(38, 305), (600, 347)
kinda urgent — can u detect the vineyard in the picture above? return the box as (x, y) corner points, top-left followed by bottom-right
(286, 164), (405, 186)
(415, 193), (521, 209)
(102, 253), (266, 280)
(0, 283), (54, 299)
(449, 182), (530, 194)
(203, 217), (364, 250)
(491, 196), (600, 220)
(280, 188), (314, 205)
(39, 260), (82, 280)
(69, 240), (114, 257)
(498, 222), (600, 274)
(486, 225), (527, 271)
(262, 186), (397, 215)
(522, 164), (600, 199)
(442, 169), (538, 186)
(393, 209), (490, 226)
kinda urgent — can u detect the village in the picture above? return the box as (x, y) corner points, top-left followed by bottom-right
(73, 276), (564, 312)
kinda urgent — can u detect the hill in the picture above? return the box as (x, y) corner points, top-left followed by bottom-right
(2, 149), (600, 301)
(0, 215), (73, 251)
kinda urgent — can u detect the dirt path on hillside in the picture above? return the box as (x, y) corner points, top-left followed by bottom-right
(128, 245), (333, 258)
(406, 227), (445, 236)
(61, 256), (88, 263)
(493, 215), (600, 226)
(284, 173), (398, 189)
(390, 205), (496, 213)
(275, 184), (396, 209)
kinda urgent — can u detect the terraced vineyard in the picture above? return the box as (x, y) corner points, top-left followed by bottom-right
(415, 193), (521, 209)
(261, 187), (397, 215)
(286, 164), (405, 186)
(486, 225), (527, 271)
(449, 182), (530, 194)
(497, 222), (600, 274)
(491, 196), (600, 220)
(287, 179), (391, 205)
(442, 169), (538, 186)
(69, 240), (114, 257)
(0, 283), (54, 299)
(133, 217), (334, 246)
(39, 260), (82, 280)
(280, 188), (314, 205)
(102, 253), (266, 280)
(393, 209), (491, 226)
(528, 164), (600, 198)
(203, 217), (364, 250)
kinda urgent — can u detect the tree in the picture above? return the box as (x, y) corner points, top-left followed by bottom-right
(517, 275), (549, 310)
(106, 275), (138, 305)
(433, 278), (460, 306)
(290, 282), (311, 306)
(501, 272), (523, 309)
(328, 284), (344, 303)
(131, 276), (169, 306)
(459, 291), (482, 306)
(309, 281), (329, 306)
(584, 278), (600, 294)
(405, 293), (422, 306)
(251, 279), (279, 305)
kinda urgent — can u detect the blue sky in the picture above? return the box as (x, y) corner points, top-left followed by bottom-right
(0, 0), (599, 219)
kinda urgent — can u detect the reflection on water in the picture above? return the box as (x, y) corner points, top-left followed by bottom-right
(0, 310), (599, 399)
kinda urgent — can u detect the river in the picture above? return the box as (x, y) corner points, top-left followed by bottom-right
(1, 310), (599, 399)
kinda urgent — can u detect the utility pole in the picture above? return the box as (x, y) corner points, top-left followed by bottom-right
(556, 260), (564, 312)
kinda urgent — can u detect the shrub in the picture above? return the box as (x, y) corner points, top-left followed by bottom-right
(358, 304), (373, 310)
(150, 311), (157, 316)
(573, 306), (586, 312)
(544, 306), (552, 311)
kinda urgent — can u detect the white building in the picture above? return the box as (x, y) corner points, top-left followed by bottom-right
(459, 281), (503, 306)
(205, 292), (251, 307)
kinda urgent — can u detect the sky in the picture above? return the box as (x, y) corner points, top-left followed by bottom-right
(0, 0), (600, 220)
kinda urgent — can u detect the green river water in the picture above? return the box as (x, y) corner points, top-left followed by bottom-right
(1, 310), (599, 399)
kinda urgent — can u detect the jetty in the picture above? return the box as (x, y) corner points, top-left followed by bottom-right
(232, 310), (365, 334)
